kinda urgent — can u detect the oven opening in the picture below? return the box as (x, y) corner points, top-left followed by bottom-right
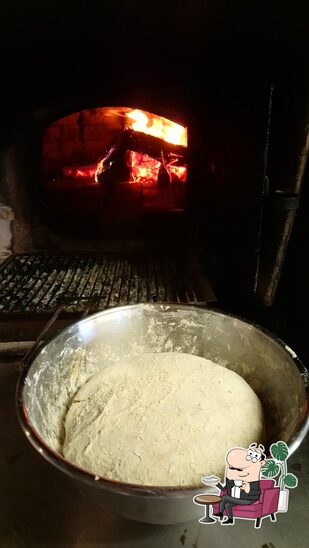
(42, 107), (188, 241)
(0, 104), (217, 330)
(2, 80), (304, 329)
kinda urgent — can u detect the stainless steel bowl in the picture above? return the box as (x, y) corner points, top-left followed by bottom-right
(16, 304), (309, 524)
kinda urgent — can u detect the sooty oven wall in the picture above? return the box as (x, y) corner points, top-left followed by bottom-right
(0, 2), (307, 300)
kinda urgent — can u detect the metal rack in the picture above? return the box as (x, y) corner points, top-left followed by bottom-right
(0, 252), (206, 315)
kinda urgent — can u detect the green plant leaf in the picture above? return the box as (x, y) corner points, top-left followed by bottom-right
(261, 459), (280, 478)
(270, 441), (289, 462)
(283, 473), (298, 488)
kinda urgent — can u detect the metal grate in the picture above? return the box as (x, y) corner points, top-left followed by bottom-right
(0, 253), (204, 314)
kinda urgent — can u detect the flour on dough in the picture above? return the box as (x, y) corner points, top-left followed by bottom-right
(63, 352), (263, 487)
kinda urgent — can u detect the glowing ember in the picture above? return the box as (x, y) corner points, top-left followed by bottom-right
(126, 151), (187, 184)
(63, 166), (97, 179)
(126, 151), (161, 184)
(125, 109), (187, 147)
(169, 164), (187, 183)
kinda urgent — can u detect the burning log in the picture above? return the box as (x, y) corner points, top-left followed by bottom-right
(96, 129), (187, 185)
(123, 129), (187, 163)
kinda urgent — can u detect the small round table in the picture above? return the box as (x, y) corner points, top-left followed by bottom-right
(194, 494), (222, 524)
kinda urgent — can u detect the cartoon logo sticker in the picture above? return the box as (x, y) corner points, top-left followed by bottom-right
(193, 441), (297, 528)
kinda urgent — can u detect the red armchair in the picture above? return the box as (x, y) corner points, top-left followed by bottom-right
(212, 480), (280, 528)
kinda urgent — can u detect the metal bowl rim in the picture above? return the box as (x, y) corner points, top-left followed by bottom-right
(16, 302), (309, 496)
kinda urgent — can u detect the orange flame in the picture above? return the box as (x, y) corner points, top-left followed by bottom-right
(94, 158), (106, 183)
(125, 109), (187, 147)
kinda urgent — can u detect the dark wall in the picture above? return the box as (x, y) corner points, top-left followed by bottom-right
(0, 2), (308, 135)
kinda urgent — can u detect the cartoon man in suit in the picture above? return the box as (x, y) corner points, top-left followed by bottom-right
(204, 443), (266, 525)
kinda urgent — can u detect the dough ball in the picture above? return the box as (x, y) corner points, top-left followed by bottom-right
(63, 352), (263, 486)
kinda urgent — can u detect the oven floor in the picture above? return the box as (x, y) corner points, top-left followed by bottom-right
(1, 359), (308, 547)
(0, 251), (214, 314)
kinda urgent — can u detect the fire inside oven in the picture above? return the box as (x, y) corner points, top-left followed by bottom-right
(43, 107), (188, 220)
(0, 107), (216, 320)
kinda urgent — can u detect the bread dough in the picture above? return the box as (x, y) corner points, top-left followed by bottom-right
(63, 352), (263, 486)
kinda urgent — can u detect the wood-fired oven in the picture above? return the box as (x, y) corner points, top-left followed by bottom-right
(0, 3), (308, 343)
